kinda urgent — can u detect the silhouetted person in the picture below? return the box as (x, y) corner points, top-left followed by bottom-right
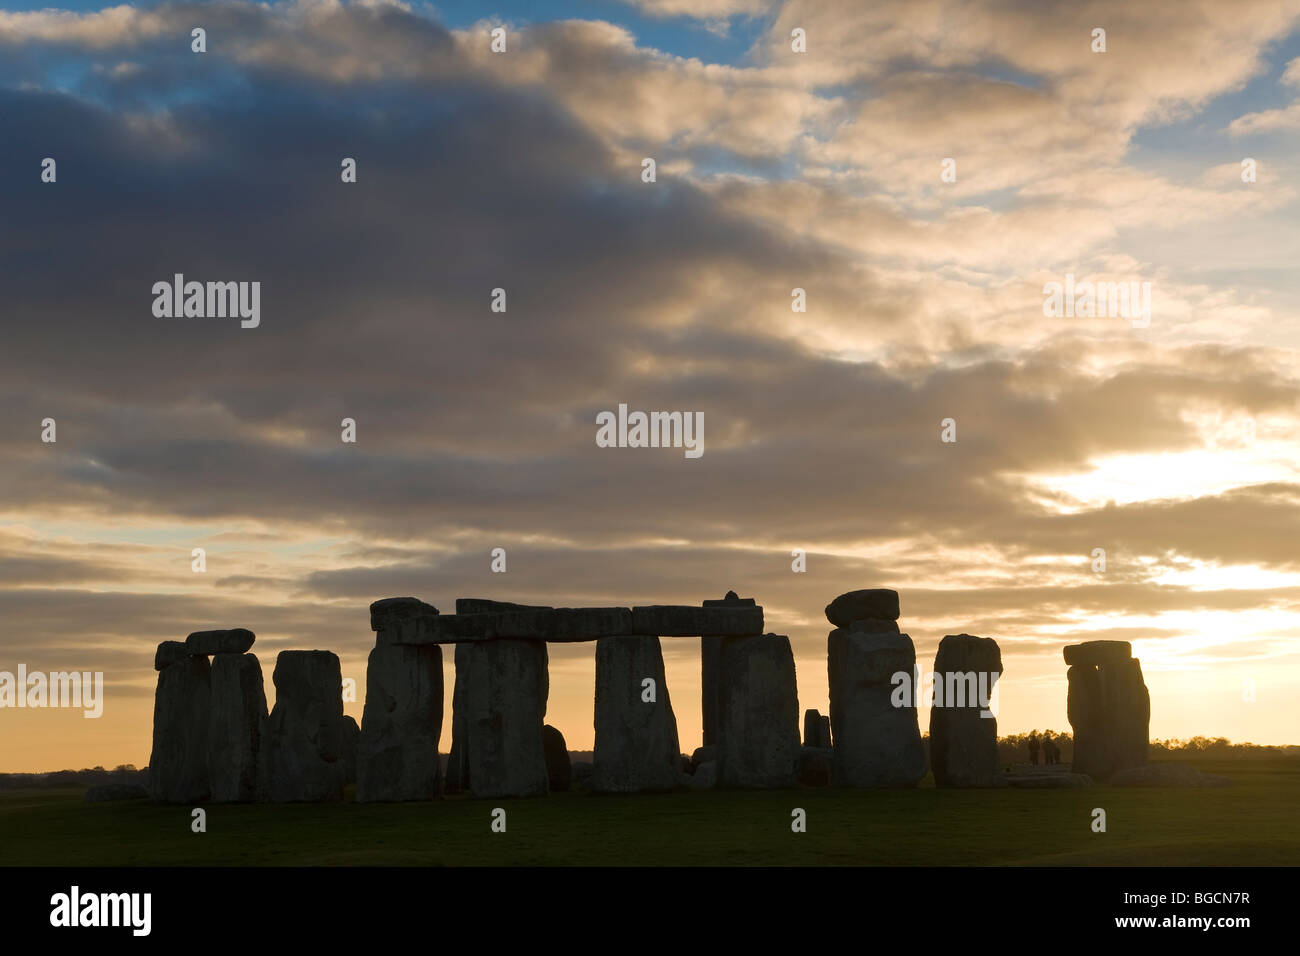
(1049, 737), (1062, 765)
(1042, 731), (1053, 765)
(1027, 732), (1040, 766)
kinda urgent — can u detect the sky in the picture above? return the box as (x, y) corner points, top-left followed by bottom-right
(1, 0), (1298, 772)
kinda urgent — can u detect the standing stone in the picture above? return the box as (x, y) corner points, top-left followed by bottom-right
(461, 639), (549, 798)
(445, 642), (472, 794)
(828, 626), (926, 788)
(356, 643), (443, 802)
(338, 715), (360, 785)
(1067, 641), (1150, 781)
(265, 650), (346, 802)
(702, 591), (755, 746)
(543, 724), (571, 792)
(716, 633), (800, 788)
(207, 652), (267, 802)
(592, 635), (681, 793)
(149, 650), (211, 803)
(803, 708), (832, 749)
(929, 634), (1002, 787)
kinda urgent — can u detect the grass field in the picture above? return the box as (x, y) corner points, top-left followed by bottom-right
(2, 758), (1296, 866)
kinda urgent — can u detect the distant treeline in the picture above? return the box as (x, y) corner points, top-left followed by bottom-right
(2, 736), (1296, 788)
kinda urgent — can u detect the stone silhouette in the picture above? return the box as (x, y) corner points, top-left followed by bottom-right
(928, 634), (1002, 787)
(593, 635), (681, 792)
(716, 633), (801, 788)
(264, 650), (346, 802)
(543, 724), (571, 792)
(701, 591), (755, 746)
(149, 643), (211, 803)
(803, 708), (832, 748)
(827, 591), (926, 788)
(1065, 640), (1149, 780)
(459, 638), (550, 798)
(357, 643), (443, 802)
(207, 651), (267, 802)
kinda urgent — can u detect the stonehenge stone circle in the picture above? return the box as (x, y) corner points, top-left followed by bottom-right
(827, 599), (927, 788)
(459, 638), (550, 798)
(207, 651), (267, 802)
(265, 650), (346, 803)
(1066, 640), (1150, 781)
(357, 643), (444, 802)
(592, 635), (681, 793)
(339, 715), (360, 785)
(149, 649), (212, 803)
(444, 642), (473, 794)
(928, 634), (1002, 788)
(803, 708), (832, 749)
(716, 633), (801, 788)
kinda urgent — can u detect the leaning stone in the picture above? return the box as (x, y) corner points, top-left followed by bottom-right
(154, 640), (191, 671)
(186, 628), (255, 656)
(929, 634), (1003, 788)
(828, 629), (926, 788)
(1068, 657), (1150, 780)
(716, 634), (801, 788)
(632, 605), (763, 637)
(264, 650), (346, 802)
(1063, 640), (1132, 667)
(461, 639), (549, 798)
(1109, 763), (1232, 788)
(207, 652), (267, 802)
(825, 589), (900, 627)
(149, 655), (211, 803)
(593, 635), (681, 793)
(543, 724), (572, 792)
(356, 643), (443, 802)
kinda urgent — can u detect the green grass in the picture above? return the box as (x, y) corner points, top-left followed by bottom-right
(2, 758), (1296, 866)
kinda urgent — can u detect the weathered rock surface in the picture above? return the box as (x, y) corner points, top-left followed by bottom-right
(1063, 640), (1132, 667)
(356, 643), (443, 802)
(460, 638), (549, 798)
(803, 708), (832, 748)
(207, 652), (267, 802)
(370, 597), (439, 644)
(716, 633), (801, 788)
(632, 604), (764, 637)
(264, 650), (346, 803)
(1067, 644), (1150, 781)
(929, 634), (1003, 788)
(828, 628), (927, 788)
(825, 589), (900, 627)
(543, 724), (572, 792)
(149, 654), (211, 803)
(85, 783), (150, 802)
(592, 635), (681, 793)
(186, 628), (255, 656)
(1109, 763), (1231, 788)
(154, 640), (191, 671)
(702, 591), (755, 746)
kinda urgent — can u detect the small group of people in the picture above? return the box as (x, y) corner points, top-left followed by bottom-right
(1027, 731), (1062, 766)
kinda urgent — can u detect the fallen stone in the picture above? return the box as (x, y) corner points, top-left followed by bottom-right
(828, 628), (927, 788)
(186, 628), (255, 656)
(1109, 763), (1231, 788)
(154, 640), (191, 671)
(264, 650), (346, 803)
(149, 655), (211, 803)
(716, 634), (801, 788)
(592, 635), (681, 793)
(929, 634), (1003, 788)
(1063, 640), (1133, 667)
(356, 643), (443, 802)
(825, 589), (900, 627)
(543, 725), (572, 792)
(207, 652), (267, 802)
(461, 638), (549, 798)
